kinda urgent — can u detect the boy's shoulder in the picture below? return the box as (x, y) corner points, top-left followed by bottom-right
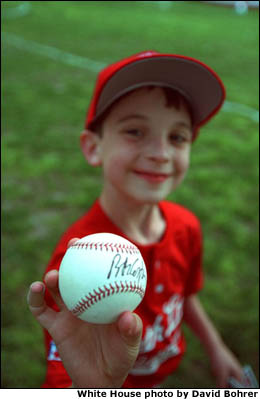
(53, 200), (123, 250)
(59, 200), (111, 239)
(45, 201), (109, 273)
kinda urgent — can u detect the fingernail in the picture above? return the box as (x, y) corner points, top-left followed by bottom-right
(27, 282), (45, 306)
(128, 313), (142, 337)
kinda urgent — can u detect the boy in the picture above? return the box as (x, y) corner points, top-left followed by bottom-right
(28, 50), (243, 388)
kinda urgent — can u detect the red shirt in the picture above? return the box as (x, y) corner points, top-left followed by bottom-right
(42, 200), (203, 388)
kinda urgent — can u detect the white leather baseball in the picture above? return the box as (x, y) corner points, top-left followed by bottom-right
(59, 233), (147, 324)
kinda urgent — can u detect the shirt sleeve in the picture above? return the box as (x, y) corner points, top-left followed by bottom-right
(184, 218), (204, 296)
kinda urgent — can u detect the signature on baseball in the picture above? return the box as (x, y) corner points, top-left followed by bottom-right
(107, 254), (146, 284)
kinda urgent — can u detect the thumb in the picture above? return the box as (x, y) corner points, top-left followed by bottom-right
(117, 312), (143, 350)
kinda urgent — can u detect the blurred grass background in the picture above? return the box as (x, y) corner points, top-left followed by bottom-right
(1, 0), (259, 388)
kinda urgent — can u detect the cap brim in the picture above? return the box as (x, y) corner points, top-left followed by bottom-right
(92, 55), (225, 129)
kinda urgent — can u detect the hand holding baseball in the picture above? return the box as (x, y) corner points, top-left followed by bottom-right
(27, 238), (143, 388)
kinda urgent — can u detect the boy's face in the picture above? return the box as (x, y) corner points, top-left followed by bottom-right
(92, 87), (192, 205)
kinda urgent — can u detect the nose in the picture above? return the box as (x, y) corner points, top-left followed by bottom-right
(145, 137), (170, 164)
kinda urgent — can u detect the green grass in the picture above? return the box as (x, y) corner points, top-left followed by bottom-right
(1, 1), (259, 388)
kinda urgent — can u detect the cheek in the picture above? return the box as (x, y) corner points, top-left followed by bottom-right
(183, 156), (190, 172)
(175, 151), (190, 174)
(102, 148), (133, 180)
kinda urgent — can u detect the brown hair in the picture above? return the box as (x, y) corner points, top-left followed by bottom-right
(90, 86), (194, 135)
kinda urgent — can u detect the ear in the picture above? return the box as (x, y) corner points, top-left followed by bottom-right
(80, 129), (102, 167)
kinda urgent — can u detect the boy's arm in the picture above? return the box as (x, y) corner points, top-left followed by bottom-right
(183, 295), (243, 388)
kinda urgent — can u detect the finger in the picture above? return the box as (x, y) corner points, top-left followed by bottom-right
(27, 282), (58, 330)
(211, 364), (227, 388)
(117, 311), (143, 348)
(231, 366), (245, 383)
(44, 270), (67, 310)
(68, 237), (80, 248)
(27, 281), (45, 308)
(44, 270), (66, 310)
(217, 373), (228, 389)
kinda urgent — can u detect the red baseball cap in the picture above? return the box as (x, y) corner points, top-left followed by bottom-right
(85, 50), (226, 140)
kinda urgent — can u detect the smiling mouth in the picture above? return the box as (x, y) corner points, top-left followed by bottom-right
(133, 170), (172, 183)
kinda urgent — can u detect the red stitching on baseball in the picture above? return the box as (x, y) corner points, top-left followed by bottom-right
(71, 241), (139, 254)
(71, 281), (145, 317)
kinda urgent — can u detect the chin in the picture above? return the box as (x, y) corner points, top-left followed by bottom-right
(117, 180), (179, 205)
(129, 190), (171, 205)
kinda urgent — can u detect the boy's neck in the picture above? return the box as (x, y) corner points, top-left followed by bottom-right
(99, 191), (166, 246)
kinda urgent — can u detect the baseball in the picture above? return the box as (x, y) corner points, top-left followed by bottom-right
(59, 233), (147, 324)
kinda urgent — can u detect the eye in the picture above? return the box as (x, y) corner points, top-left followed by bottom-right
(124, 129), (143, 138)
(169, 132), (190, 145)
